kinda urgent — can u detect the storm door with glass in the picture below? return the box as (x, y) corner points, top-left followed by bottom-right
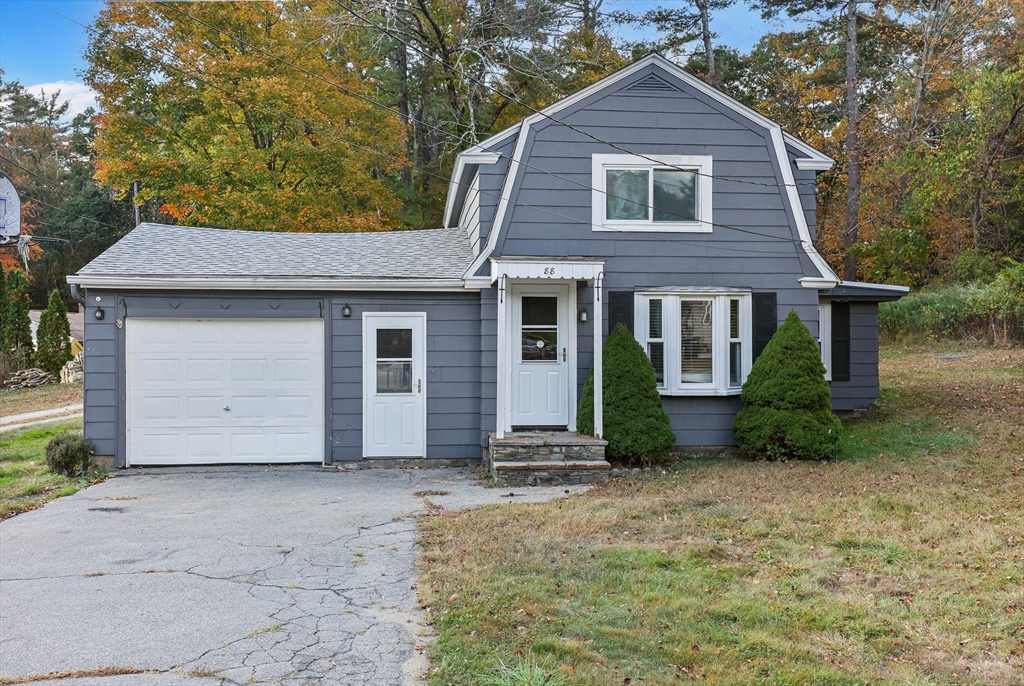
(362, 313), (426, 457)
(510, 284), (570, 428)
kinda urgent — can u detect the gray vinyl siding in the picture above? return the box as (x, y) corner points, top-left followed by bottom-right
(787, 146), (818, 242)
(476, 135), (517, 250)
(485, 63), (824, 445)
(82, 292), (118, 457)
(480, 287), (498, 444)
(460, 173), (482, 255)
(329, 292), (482, 461)
(830, 302), (881, 412)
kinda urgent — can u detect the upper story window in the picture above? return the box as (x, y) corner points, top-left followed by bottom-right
(592, 154), (713, 233)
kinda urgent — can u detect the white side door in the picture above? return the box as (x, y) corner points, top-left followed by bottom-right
(362, 313), (427, 457)
(510, 284), (570, 428)
(127, 318), (324, 466)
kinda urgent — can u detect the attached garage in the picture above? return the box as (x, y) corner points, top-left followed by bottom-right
(126, 318), (324, 466)
(70, 223), (482, 468)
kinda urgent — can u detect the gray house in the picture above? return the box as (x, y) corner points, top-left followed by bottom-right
(69, 54), (906, 473)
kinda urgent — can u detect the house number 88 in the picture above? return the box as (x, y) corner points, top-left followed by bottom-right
(543, 267), (556, 275)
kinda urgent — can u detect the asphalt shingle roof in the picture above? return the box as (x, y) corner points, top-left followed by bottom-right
(76, 223), (473, 281)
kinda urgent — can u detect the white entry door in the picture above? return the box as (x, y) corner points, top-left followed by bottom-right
(363, 313), (427, 457)
(126, 318), (324, 466)
(511, 284), (570, 428)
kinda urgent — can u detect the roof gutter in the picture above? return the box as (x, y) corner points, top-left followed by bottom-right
(67, 275), (485, 292)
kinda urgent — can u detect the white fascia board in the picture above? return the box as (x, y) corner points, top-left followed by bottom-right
(66, 275), (481, 292)
(783, 132), (835, 171)
(837, 280), (910, 293)
(443, 152), (502, 228)
(463, 123), (520, 155)
(795, 159), (835, 171)
(800, 276), (841, 289)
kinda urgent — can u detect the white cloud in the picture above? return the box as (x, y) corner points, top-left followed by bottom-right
(26, 81), (98, 119)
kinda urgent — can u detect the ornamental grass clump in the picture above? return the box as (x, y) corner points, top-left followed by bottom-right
(45, 432), (93, 477)
(578, 323), (676, 465)
(732, 310), (842, 460)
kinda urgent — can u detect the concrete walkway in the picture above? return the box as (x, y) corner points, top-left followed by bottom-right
(0, 466), (585, 685)
(0, 403), (83, 431)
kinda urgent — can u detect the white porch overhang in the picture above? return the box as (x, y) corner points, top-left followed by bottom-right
(491, 258), (606, 441)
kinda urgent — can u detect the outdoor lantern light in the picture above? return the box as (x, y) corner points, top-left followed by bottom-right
(93, 308), (105, 321)
(579, 308), (589, 323)
(341, 303), (352, 318)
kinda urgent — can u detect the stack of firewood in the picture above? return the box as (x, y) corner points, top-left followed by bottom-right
(60, 352), (85, 384)
(3, 368), (55, 390)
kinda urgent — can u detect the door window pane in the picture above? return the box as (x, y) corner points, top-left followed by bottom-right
(606, 169), (649, 220)
(377, 328), (412, 359)
(522, 329), (557, 361)
(521, 297), (557, 326)
(653, 169), (696, 222)
(377, 362), (412, 393)
(680, 300), (713, 383)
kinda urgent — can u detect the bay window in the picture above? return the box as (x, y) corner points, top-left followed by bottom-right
(635, 290), (752, 395)
(592, 154), (713, 232)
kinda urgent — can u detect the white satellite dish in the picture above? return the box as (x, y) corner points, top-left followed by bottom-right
(0, 172), (22, 246)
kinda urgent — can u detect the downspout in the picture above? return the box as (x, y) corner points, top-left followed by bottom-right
(70, 283), (87, 305)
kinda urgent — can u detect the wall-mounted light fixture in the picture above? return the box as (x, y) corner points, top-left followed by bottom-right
(93, 308), (105, 321)
(579, 308), (589, 323)
(341, 303), (352, 318)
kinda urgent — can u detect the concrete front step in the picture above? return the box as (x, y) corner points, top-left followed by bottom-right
(491, 460), (611, 486)
(487, 431), (610, 485)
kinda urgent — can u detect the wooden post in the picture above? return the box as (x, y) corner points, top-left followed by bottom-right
(593, 275), (603, 438)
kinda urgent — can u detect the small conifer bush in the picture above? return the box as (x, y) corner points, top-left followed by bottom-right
(578, 323), (676, 465)
(732, 310), (842, 460)
(37, 289), (73, 377)
(45, 432), (93, 477)
(2, 269), (34, 370)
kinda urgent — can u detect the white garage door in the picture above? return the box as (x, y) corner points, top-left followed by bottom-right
(127, 318), (324, 466)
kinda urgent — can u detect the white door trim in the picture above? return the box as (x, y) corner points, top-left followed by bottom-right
(501, 282), (577, 433)
(361, 312), (427, 458)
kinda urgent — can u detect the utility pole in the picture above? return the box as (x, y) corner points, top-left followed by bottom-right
(133, 181), (141, 227)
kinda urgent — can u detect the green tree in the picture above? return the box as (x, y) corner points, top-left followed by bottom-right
(578, 324), (677, 465)
(36, 289), (72, 377)
(2, 269), (34, 371)
(85, 1), (407, 233)
(732, 311), (842, 460)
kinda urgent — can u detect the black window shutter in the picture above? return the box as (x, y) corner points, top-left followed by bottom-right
(608, 291), (634, 334)
(752, 292), (777, 361)
(831, 301), (851, 382)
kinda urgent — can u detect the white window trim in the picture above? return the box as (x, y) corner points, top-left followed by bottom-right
(634, 291), (751, 396)
(592, 154), (713, 233)
(818, 302), (832, 381)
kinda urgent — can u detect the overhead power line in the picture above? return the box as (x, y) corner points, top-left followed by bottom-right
(30, 1), (815, 255)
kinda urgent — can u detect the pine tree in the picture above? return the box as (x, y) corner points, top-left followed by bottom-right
(2, 269), (35, 371)
(732, 310), (842, 460)
(578, 324), (677, 465)
(36, 289), (72, 376)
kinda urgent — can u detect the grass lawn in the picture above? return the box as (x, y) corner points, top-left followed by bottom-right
(417, 346), (1024, 686)
(0, 382), (83, 418)
(0, 418), (101, 519)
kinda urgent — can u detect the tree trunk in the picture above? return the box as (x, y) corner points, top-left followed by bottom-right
(699, 0), (715, 81)
(843, 0), (860, 282)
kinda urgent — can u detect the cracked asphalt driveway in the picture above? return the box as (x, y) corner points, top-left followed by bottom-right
(0, 466), (585, 685)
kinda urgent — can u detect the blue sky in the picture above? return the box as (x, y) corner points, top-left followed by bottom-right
(0, 0), (784, 118)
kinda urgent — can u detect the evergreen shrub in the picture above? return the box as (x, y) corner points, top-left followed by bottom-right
(2, 268), (34, 371)
(732, 310), (842, 460)
(36, 289), (72, 376)
(45, 432), (93, 477)
(578, 323), (676, 465)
